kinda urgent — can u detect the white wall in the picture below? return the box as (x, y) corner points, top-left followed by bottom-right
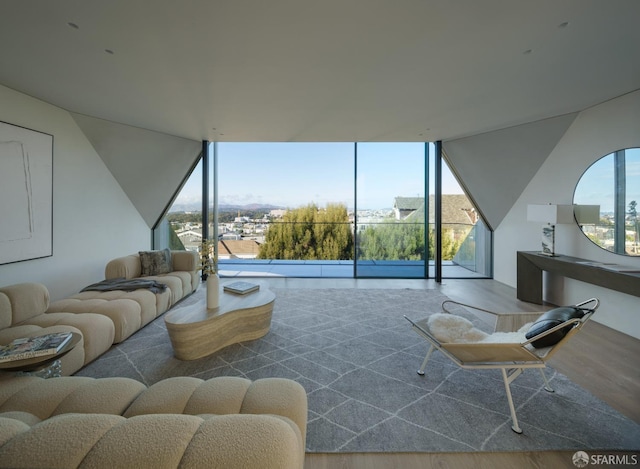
(494, 91), (640, 339)
(0, 85), (150, 301)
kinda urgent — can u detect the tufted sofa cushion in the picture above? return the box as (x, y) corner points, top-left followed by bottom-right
(0, 284), (115, 375)
(0, 376), (146, 420)
(0, 413), (302, 469)
(105, 250), (199, 298)
(0, 376), (307, 469)
(45, 251), (198, 344)
(0, 283), (50, 325)
(46, 251), (199, 343)
(19, 313), (114, 365)
(0, 295), (11, 331)
(47, 290), (165, 344)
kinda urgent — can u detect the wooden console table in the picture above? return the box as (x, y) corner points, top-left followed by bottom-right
(517, 251), (640, 304)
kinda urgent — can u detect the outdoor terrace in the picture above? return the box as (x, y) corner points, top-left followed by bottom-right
(218, 259), (486, 279)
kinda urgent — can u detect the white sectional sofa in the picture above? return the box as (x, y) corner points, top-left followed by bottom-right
(47, 250), (199, 343)
(0, 375), (307, 468)
(0, 283), (115, 376)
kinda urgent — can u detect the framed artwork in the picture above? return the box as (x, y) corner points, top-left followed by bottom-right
(0, 121), (53, 265)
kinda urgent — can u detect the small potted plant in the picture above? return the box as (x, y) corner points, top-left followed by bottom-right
(200, 238), (219, 309)
(200, 238), (217, 281)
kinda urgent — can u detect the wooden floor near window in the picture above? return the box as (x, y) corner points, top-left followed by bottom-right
(259, 278), (639, 469)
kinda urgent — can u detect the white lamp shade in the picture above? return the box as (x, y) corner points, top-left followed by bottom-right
(527, 204), (574, 224)
(574, 205), (600, 224)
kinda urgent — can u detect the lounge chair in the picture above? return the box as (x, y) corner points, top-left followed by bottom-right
(405, 298), (599, 433)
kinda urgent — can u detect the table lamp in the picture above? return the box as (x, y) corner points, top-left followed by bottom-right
(527, 204), (574, 256)
(574, 205), (600, 227)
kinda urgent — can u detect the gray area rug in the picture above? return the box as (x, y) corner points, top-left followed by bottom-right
(76, 288), (640, 453)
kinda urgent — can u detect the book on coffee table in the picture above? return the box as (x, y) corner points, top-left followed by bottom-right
(223, 281), (260, 295)
(0, 332), (73, 363)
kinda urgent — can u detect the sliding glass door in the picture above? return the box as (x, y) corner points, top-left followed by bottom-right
(216, 142), (354, 277)
(355, 143), (427, 278)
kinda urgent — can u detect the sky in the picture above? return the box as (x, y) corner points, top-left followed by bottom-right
(176, 145), (640, 214)
(573, 148), (640, 214)
(175, 142), (464, 211)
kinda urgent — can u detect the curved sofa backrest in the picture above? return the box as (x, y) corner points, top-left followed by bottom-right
(105, 255), (142, 280)
(0, 283), (49, 326)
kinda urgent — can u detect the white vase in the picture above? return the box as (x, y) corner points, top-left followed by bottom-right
(206, 274), (219, 309)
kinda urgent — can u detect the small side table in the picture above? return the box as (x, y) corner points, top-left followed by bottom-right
(0, 332), (81, 378)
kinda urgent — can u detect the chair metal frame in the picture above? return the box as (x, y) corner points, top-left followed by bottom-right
(405, 298), (599, 433)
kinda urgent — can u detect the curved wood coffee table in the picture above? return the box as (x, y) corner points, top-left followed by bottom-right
(164, 281), (275, 360)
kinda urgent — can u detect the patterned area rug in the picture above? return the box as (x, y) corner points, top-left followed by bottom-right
(76, 288), (640, 453)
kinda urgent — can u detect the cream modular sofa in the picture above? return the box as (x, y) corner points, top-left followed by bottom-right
(0, 283), (115, 376)
(47, 250), (200, 343)
(0, 375), (307, 468)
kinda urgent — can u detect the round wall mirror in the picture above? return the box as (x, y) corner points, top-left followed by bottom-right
(573, 147), (640, 256)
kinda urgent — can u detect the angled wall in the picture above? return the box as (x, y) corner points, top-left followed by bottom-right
(70, 113), (202, 228)
(494, 91), (640, 338)
(443, 114), (578, 230)
(0, 85), (149, 300)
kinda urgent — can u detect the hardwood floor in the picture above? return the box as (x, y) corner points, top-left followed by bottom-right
(259, 277), (640, 469)
(304, 451), (581, 469)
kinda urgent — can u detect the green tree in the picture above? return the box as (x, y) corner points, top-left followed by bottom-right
(628, 200), (638, 254)
(168, 227), (186, 250)
(258, 203), (354, 260)
(629, 200), (637, 218)
(358, 221), (462, 261)
(359, 222), (424, 260)
(167, 212), (201, 224)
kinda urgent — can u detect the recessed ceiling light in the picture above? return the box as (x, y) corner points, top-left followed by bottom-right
(67, 22), (79, 29)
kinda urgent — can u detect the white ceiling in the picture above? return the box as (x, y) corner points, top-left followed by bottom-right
(1, 0), (639, 143)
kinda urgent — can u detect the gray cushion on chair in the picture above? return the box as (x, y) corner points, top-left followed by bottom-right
(525, 307), (584, 348)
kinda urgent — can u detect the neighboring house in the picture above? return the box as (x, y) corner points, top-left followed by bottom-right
(178, 226), (262, 258)
(177, 229), (202, 242)
(436, 194), (477, 226)
(393, 197), (424, 220)
(396, 195), (477, 226)
(177, 229), (203, 251)
(218, 239), (261, 260)
(269, 209), (287, 218)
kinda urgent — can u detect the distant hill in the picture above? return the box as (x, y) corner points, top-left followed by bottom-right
(169, 203), (284, 213)
(220, 203), (284, 211)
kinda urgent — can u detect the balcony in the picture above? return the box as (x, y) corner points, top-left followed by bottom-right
(218, 259), (486, 279)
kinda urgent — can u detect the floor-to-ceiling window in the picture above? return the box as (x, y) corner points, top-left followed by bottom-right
(153, 141), (492, 279)
(216, 142), (354, 277)
(355, 142), (427, 278)
(438, 157), (492, 278)
(153, 158), (203, 252)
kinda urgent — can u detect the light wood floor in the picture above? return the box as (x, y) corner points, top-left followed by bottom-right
(259, 277), (640, 469)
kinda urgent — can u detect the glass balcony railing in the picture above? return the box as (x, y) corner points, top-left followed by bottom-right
(216, 218), (488, 278)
